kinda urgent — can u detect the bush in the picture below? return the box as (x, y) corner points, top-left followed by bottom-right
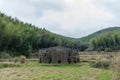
(13, 57), (19, 63)
(91, 60), (110, 69)
(0, 62), (20, 68)
(20, 55), (26, 64)
(0, 52), (10, 59)
(105, 48), (112, 52)
(111, 56), (120, 80)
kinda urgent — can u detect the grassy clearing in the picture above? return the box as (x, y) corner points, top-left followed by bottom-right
(0, 61), (112, 80)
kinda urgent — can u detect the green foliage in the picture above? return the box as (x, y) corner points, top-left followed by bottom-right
(80, 27), (120, 44)
(0, 12), (86, 57)
(1, 12), (120, 56)
(0, 52), (9, 59)
(89, 32), (120, 51)
(0, 62), (20, 68)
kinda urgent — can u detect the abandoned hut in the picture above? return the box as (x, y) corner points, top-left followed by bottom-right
(39, 46), (80, 64)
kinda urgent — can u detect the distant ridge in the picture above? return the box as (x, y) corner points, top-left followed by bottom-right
(80, 27), (120, 43)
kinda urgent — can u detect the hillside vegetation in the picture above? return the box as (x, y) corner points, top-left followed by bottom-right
(89, 32), (120, 51)
(80, 27), (120, 51)
(1, 11), (120, 57)
(0, 12), (86, 57)
(80, 27), (120, 44)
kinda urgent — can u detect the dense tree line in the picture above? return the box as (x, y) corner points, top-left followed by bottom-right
(80, 27), (120, 44)
(89, 32), (120, 51)
(0, 12), (87, 57)
(1, 12), (120, 56)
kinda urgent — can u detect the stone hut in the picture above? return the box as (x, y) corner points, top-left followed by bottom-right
(39, 46), (80, 64)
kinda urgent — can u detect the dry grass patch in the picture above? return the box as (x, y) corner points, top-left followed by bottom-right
(0, 61), (112, 80)
(111, 54), (120, 80)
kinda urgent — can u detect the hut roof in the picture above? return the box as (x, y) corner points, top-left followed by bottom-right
(39, 46), (78, 53)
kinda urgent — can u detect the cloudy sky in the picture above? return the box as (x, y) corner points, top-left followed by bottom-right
(0, 0), (119, 38)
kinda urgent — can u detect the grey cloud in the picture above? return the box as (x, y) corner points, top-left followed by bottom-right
(93, 0), (120, 27)
(0, 0), (65, 18)
(27, 0), (66, 16)
(94, 0), (120, 16)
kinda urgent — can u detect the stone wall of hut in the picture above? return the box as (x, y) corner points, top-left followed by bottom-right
(39, 47), (80, 64)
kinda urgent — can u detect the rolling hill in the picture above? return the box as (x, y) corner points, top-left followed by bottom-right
(1, 11), (120, 56)
(0, 12), (85, 56)
(79, 27), (120, 44)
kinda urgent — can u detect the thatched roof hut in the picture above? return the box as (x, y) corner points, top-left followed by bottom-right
(39, 46), (80, 64)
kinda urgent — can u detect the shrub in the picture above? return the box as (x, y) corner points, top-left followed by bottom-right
(111, 56), (120, 80)
(20, 55), (26, 64)
(13, 57), (19, 63)
(0, 52), (10, 59)
(0, 62), (20, 68)
(105, 48), (112, 52)
(91, 60), (110, 69)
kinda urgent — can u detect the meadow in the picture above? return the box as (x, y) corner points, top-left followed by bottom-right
(0, 60), (112, 80)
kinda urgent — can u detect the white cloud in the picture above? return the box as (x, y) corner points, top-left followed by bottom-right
(0, 0), (118, 38)
(35, 0), (115, 37)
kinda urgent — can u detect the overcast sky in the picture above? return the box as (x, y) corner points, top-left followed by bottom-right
(0, 0), (119, 38)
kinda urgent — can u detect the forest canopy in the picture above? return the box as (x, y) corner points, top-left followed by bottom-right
(1, 12), (120, 57)
(89, 32), (120, 51)
(0, 12), (87, 57)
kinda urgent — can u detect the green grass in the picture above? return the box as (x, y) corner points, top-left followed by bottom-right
(0, 61), (112, 80)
